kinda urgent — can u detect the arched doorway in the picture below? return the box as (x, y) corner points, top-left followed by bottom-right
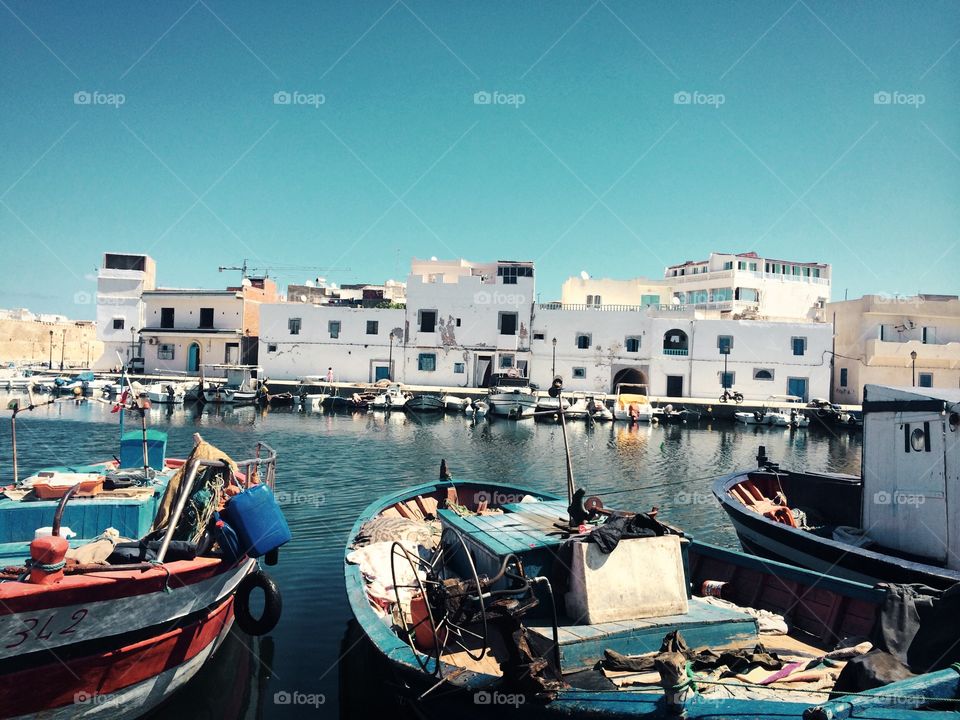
(187, 342), (201, 373)
(612, 367), (647, 392)
(663, 329), (689, 355)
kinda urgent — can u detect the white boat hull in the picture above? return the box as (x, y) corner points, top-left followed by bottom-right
(487, 393), (536, 418)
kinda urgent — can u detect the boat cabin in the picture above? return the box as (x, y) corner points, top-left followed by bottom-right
(861, 385), (960, 569)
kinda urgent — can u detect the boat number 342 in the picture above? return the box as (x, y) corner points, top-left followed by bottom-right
(4, 608), (88, 649)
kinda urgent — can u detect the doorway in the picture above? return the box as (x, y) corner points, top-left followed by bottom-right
(787, 377), (809, 403)
(225, 343), (239, 365)
(187, 343), (200, 373)
(666, 375), (684, 398)
(374, 365), (390, 382)
(475, 355), (492, 387)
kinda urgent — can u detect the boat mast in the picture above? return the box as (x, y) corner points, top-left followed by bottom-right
(549, 376), (576, 524)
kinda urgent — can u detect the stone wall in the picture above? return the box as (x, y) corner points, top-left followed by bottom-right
(0, 318), (102, 369)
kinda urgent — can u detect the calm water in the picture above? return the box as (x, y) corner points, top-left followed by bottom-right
(0, 397), (862, 719)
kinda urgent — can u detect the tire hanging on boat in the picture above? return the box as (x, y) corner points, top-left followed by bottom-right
(234, 569), (283, 635)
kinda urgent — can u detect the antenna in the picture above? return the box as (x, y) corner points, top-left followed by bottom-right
(217, 260), (352, 282)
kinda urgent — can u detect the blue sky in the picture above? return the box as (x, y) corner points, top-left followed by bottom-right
(1, 1), (958, 317)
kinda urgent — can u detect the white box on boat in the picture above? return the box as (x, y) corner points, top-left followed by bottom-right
(565, 535), (688, 624)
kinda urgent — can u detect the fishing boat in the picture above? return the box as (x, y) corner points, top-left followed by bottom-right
(470, 399), (488, 419)
(612, 383), (654, 423)
(714, 385), (960, 590)
(407, 394), (445, 413)
(0, 366), (37, 392)
(806, 398), (855, 429)
(344, 382), (960, 718)
(442, 394), (471, 413)
(652, 404), (701, 424)
(486, 372), (537, 419)
(201, 365), (263, 405)
(143, 380), (188, 404)
(734, 408), (776, 426)
(586, 396), (613, 421)
(0, 400), (291, 718)
(370, 383), (410, 411)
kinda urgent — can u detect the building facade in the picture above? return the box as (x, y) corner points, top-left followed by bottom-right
(829, 294), (960, 403)
(93, 253), (156, 370)
(139, 277), (278, 376)
(260, 257), (831, 400)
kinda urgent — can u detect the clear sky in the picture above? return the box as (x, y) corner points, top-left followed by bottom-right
(1, 1), (958, 318)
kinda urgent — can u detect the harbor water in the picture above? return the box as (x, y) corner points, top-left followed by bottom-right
(0, 398), (863, 718)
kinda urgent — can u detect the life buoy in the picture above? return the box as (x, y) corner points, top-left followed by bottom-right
(234, 570), (283, 635)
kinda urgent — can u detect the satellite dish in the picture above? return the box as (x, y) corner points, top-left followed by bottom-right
(241, 278), (252, 287)
(304, 280), (315, 288)
(430, 256), (438, 261)
(580, 270), (589, 280)
(299, 295), (307, 303)
(672, 296), (682, 305)
(330, 283), (337, 289)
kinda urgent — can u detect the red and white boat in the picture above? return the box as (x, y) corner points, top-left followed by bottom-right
(0, 437), (288, 719)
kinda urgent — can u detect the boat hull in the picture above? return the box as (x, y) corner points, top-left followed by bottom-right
(487, 393), (536, 419)
(406, 395), (445, 413)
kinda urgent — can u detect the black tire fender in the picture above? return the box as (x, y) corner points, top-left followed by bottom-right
(234, 570), (282, 636)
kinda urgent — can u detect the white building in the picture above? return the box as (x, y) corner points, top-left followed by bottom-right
(562, 251), (831, 322)
(829, 294), (960, 403)
(140, 277), (279, 376)
(260, 257), (831, 400)
(93, 253), (156, 370)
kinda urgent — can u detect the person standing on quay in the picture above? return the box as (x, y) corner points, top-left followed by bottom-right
(326, 367), (334, 384)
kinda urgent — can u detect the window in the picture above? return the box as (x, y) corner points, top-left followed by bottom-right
(533, 332), (545, 341)
(792, 337), (807, 356)
(813, 268), (821, 278)
(919, 373), (933, 388)
(499, 312), (518, 335)
(288, 317), (301, 335)
(499, 354), (514, 369)
(586, 295), (602, 307)
(454, 362), (465, 374)
(625, 337), (640, 352)
(112, 318), (124, 330)
(267, 343), (277, 353)
(720, 371), (735, 389)
(328, 321), (341, 339)
(366, 321), (379, 335)
(497, 265), (533, 284)
(641, 294), (660, 306)
(199, 308), (214, 329)
(922, 327), (937, 344)
(723, 261), (733, 270)
(160, 307), (174, 328)
(576, 334), (591, 350)
(839, 368), (848, 387)
(749, 262), (758, 271)
(717, 335), (733, 353)
(572, 367), (586, 379)
(737, 261), (747, 270)
(419, 310), (437, 332)
(456, 318), (461, 327)
(157, 343), (175, 360)
(418, 353), (436, 371)
(754, 369), (774, 381)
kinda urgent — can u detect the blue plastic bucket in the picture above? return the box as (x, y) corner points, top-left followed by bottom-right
(221, 484), (292, 558)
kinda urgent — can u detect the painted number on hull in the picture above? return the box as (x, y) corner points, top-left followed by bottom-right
(5, 609), (88, 649)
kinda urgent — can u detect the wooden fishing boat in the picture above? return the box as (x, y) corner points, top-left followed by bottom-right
(344, 381), (960, 718)
(407, 394), (445, 413)
(0, 432), (290, 719)
(714, 385), (960, 590)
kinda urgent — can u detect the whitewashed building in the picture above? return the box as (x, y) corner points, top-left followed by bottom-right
(93, 253), (156, 370)
(562, 251), (831, 322)
(829, 294), (960, 403)
(139, 277), (278, 376)
(260, 256), (831, 400)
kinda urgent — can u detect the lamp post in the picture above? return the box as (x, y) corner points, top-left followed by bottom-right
(721, 344), (730, 390)
(59, 329), (66, 370)
(48, 330), (53, 369)
(911, 350), (917, 387)
(387, 332), (394, 381)
(551, 337), (557, 378)
(130, 327), (137, 366)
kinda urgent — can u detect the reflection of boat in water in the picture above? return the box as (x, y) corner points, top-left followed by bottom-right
(715, 385), (960, 590)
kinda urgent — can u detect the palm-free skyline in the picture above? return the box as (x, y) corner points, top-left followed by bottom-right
(2, 1), (958, 318)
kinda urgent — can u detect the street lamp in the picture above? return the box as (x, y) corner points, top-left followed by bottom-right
(48, 330), (53, 369)
(387, 332), (394, 381)
(59, 329), (66, 371)
(130, 327), (138, 368)
(910, 350), (917, 387)
(551, 337), (557, 378)
(720, 343), (731, 389)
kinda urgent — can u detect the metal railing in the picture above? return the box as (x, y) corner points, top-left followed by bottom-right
(662, 348), (689, 356)
(537, 303), (650, 312)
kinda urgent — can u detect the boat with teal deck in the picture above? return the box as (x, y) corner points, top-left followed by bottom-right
(344, 379), (960, 719)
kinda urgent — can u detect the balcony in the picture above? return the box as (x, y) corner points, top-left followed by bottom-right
(662, 348), (689, 357)
(536, 303), (648, 312)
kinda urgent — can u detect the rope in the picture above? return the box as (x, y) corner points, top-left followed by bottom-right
(16, 557), (66, 582)
(148, 560), (173, 593)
